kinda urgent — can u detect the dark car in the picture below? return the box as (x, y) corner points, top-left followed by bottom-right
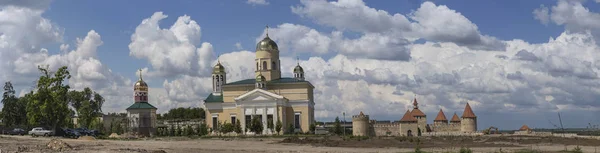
(8, 128), (27, 135)
(74, 128), (90, 136)
(63, 129), (81, 138)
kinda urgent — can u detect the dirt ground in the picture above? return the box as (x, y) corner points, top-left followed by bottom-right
(0, 135), (599, 153)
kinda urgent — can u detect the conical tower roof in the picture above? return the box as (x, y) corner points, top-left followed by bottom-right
(450, 113), (461, 122)
(461, 103), (476, 118)
(519, 124), (531, 131)
(434, 109), (448, 121)
(400, 110), (418, 122)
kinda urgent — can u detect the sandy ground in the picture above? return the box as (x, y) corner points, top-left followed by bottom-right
(0, 135), (599, 153)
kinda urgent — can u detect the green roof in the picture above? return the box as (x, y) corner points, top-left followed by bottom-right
(225, 77), (306, 85)
(126, 102), (157, 110)
(204, 93), (223, 103)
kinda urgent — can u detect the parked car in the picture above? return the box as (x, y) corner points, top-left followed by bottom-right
(63, 128), (81, 138)
(8, 128), (27, 135)
(28, 127), (54, 137)
(74, 128), (91, 136)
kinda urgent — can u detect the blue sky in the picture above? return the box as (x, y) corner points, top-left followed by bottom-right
(3, 0), (600, 130)
(42, 0), (574, 86)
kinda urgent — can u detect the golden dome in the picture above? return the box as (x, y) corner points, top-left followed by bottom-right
(256, 73), (266, 82)
(294, 65), (304, 73)
(212, 61), (225, 74)
(134, 69), (148, 91)
(256, 36), (278, 51)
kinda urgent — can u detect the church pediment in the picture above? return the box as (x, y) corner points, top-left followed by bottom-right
(234, 89), (285, 102)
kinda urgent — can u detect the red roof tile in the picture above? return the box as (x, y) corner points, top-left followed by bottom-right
(434, 109), (448, 121)
(520, 125), (531, 131)
(411, 108), (426, 117)
(461, 103), (476, 118)
(450, 113), (461, 122)
(400, 110), (418, 122)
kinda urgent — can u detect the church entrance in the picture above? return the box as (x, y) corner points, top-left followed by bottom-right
(407, 130), (413, 137)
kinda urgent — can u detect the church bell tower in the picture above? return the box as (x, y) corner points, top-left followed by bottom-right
(255, 26), (281, 81)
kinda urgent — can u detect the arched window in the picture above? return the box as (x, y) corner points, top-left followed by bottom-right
(272, 61), (276, 70)
(262, 61), (267, 70)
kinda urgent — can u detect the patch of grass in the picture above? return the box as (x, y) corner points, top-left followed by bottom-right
(514, 149), (542, 153)
(559, 146), (583, 153)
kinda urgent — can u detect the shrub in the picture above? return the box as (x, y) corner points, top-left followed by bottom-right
(287, 124), (295, 134)
(234, 119), (243, 134)
(459, 147), (473, 153)
(250, 115), (263, 134)
(309, 123), (316, 134)
(198, 123), (209, 136)
(275, 120), (282, 135)
(221, 122), (234, 134)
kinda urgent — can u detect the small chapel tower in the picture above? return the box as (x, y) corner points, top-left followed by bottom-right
(127, 69), (157, 137)
(212, 58), (226, 96)
(293, 57), (305, 81)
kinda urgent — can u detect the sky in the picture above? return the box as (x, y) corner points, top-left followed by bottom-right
(1, 0), (600, 130)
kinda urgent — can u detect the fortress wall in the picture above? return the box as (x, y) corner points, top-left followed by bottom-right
(430, 123), (461, 132)
(372, 123), (401, 136)
(421, 131), (484, 136)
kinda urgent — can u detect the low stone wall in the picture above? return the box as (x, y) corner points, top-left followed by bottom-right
(372, 123), (401, 136)
(421, 131), (484, 136)
(430, 123), (460, 132)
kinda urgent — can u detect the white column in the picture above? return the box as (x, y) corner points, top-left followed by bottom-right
(242, 107), (246, 133)
(274, 106), (278, 134)
(262, 106), (267, 134)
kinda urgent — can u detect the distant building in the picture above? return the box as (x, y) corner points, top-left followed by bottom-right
(126, 70), (158, 137)
(352, 98), (478, 137)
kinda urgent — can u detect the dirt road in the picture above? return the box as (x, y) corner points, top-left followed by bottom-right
(0, 135), (598, 153)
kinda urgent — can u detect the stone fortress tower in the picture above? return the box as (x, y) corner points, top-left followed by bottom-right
(352, 98), (478, 137)
(352, 111), (370, 136)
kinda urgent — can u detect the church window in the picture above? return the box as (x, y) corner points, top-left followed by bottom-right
(245, 115), (251, 128)
(231, 115), (237, 125)
(262, 61), (267, 70)
(212, 116), (218, 130)
(272, 61), (276, 70)
(294, 112), (301, 129)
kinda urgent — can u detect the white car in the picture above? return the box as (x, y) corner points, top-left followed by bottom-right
(28, 127), (54, 137)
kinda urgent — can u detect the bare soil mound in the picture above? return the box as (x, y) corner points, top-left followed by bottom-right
(78, 136), (96, 140)
(47, 139), (73, 151)
(109, 133), (120, 138)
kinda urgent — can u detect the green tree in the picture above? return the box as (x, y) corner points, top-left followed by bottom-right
(67, 87), (105, 129)
(309, 123), (316, 134)
(275, 120), (282, 135)
(27, 66), (72, 131)
(221, 122), (234, 134)
(1, 82), (27, 128)
(234, 119), (242, 134)
(198, 123), (209, 136)
(333, 116), (342, 135)
(287, 124), (295, 134)
(169, 125), (175, 136)
(250, 115), (263, 134)
(176, 126), (182, 136)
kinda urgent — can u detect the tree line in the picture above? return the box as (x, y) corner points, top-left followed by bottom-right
(157, 107), (205, 120)
(0, 66), (105, 131)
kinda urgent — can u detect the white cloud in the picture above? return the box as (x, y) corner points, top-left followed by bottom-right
(235, 42), (243, 50)
(0, 2), (131, 114)
(533, 4), (550, 25)
(543, 0), (600, 45)
(247, 0), (269, 5)
(291, 0), (506, 52)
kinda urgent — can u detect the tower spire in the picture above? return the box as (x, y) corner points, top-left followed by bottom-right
(217, 53), (221, 64)
(265, 25), (269, 37)
(413, 94), (418, 109)
(138, 69), (143, 80)
(296, 56), (300, 65)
